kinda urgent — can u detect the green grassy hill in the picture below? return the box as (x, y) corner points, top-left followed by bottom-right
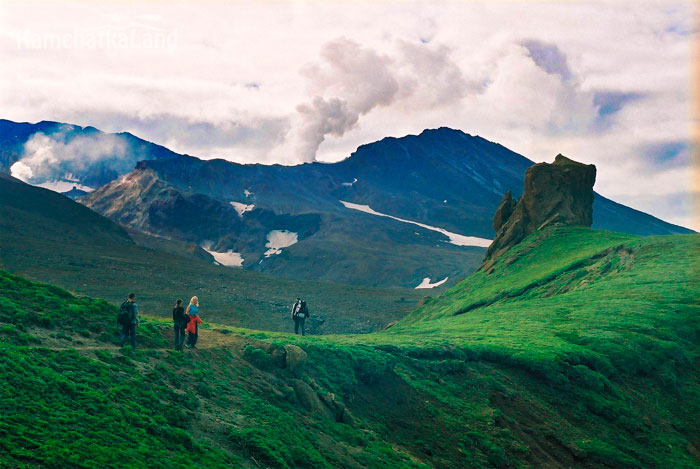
(0, 173), (423, 334)
(1, 226), (698, 467)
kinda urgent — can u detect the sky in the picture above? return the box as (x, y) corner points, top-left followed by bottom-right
(1, 0), (698, 229)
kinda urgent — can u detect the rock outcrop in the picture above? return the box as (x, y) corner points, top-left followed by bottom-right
(483, 154), (596, 270)
(284, 344), (308, 378)
(493, 190), (517, 232)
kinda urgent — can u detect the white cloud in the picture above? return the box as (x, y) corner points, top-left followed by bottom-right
(0, 0), (696, 228)
(10, 131), (129, 184)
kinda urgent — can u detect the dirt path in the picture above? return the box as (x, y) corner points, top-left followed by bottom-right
(28, 326), (249, 353)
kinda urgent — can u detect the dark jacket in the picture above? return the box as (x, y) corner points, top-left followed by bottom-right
(173, 306), (185, 323)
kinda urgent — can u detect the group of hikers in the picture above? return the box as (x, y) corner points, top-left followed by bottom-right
(117, 293), (310, 350)
(172, 296), (204, 350)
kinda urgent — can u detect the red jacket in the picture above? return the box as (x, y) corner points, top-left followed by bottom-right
(186, 315), (202, 334)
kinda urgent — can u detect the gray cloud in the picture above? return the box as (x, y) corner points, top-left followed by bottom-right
(593, 91), (645, 118)
(80, 112), (290, 162)
(640, 140), (691, 169)
(520, 39), (572, 81)
(397, 40), (471, 106)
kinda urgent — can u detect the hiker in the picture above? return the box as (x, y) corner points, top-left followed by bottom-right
(291, 297), (309, 336)
(172, 298), (188, 351)
(118, 293), (139, 349)
(185, 296), (203, 349)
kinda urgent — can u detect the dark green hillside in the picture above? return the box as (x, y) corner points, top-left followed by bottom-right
(1, 227), (699, 467)
(0, 174), (423, 334)
(0, 270), (435, 468)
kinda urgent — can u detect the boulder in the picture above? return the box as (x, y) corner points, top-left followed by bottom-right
(292, 380), (334, 419)
(269, 345), (287, 369)
(284, 344), (307, 378)
(483, 155), (596, 270)
(318, 391), (356, 426)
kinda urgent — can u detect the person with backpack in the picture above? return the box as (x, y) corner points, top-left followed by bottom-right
(290, 297), (309, 336)
(118, 293), (139, 349)
(185, 296), (203, 349)
(172, 298), (188, 351)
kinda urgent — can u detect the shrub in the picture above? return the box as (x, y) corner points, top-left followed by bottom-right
(242, 345), (275, 371)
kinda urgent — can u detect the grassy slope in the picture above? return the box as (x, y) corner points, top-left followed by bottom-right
(284, 226), (700, 467)
(0, 175), (423, 334)
(0, 271), (425, 468)
(1, 227), (699, 468)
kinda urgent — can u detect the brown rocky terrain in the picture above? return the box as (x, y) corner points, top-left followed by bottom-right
(483, 154), (596, 270)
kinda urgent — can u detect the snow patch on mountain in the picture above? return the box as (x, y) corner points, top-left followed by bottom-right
(415, 277), (449, 289)
(203, 248), (244, 267)
(264, 230), (298, 257)
(244, 189), (252, 197)
(339, 200), (492, 247)
(342, 178), (358, 187)
(230, 201), (255, 216)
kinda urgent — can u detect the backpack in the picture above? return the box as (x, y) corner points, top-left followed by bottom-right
(117, 301), (133, 326)
(297, 301), (309, 319)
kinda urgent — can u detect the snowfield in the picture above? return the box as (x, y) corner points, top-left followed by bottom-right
(203, 249), (244, 267)
(230, 201), (255, 216)
(264, 230), (298, 257)
(415, 277), (449, 289)
(339, 200), (492, 247)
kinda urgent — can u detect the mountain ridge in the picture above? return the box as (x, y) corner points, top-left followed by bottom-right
(1, 118), (693, 288)
(75, 123), (692, 287)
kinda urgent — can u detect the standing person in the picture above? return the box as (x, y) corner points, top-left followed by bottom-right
(185, 296), (203, 349)
(290, 297), (309, 336)
(118, 293), (139, 349)
(172, 299), (187, 351)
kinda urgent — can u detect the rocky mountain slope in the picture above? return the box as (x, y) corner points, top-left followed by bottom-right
(81, 163), (486, 288)
(82, 168), (322, 265)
